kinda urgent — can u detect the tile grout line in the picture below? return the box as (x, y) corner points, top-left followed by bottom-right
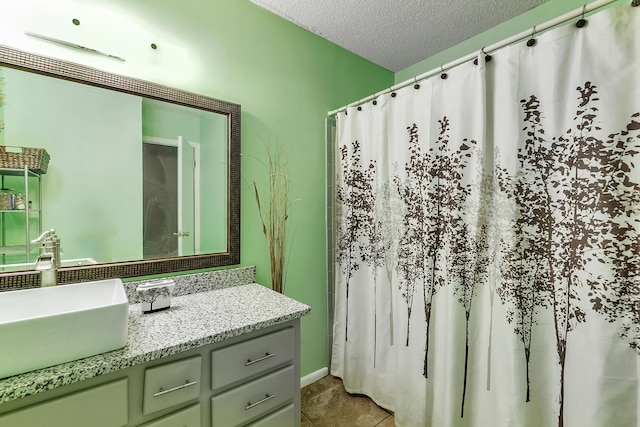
(301, 411), (319, 427)
(374, 414), (394, 426)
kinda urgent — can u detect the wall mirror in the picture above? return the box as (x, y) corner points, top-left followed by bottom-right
(0, 45), (240, 290)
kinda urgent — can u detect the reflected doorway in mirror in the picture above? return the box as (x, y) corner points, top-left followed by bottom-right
(143, 136), (200, 259)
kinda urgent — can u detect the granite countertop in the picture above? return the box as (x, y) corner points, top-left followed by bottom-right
(0, 283), (311, 404)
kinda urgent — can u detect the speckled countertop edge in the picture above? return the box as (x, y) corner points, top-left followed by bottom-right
(0, 281), (310, 404)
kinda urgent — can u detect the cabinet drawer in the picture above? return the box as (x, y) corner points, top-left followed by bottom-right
(247, 403), (295, 427)
(140, 404), (201, 427)
(143, 356), (202, 415)
(0, 378), (127, 427)
(211, 328), (294, 390)
(211, 365), (294, 427)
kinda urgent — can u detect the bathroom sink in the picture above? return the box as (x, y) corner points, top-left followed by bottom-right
(0, 278), (129, 379)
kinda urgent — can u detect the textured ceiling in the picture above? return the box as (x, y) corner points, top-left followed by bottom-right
(249, 0), (545, 72)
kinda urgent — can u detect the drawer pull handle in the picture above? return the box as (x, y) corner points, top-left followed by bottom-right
(245, 352), (275, 366)
(153, 379), (199, 397)
(245, 394), (276, 410)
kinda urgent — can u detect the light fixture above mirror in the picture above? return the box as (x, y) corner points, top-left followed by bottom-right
(0, 44), (240, 291)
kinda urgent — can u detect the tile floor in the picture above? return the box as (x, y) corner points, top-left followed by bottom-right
(301, 375), (395, 427)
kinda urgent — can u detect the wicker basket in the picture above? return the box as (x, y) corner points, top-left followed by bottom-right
(0, 146), (50, 174)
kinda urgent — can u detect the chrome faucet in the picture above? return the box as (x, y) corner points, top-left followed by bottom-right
(31, 229), (61, 287)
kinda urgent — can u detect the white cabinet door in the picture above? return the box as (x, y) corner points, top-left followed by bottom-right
(0, 378), (128, 427)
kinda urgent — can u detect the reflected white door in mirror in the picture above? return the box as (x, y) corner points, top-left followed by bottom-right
(143, 136), (201, 259)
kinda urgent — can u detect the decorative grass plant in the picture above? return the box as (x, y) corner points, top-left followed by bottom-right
(252, 141), (291, 294)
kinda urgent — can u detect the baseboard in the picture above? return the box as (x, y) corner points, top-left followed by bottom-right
(300, 367), (329, 389)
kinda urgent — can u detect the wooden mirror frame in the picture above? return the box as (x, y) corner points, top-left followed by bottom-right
(0, 45), (240, 290)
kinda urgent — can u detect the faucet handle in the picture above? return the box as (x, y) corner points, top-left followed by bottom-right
(31, 229), (57, 245)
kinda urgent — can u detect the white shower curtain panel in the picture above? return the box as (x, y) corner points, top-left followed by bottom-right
(331, 4), (640, 427)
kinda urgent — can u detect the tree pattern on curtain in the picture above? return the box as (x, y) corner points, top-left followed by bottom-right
(391, 118), (481, 387)
(336, 82), (640, 427)
(497, 83), (640, 427)
(360, 160), (389, 367)
(336, 141), (377, 343)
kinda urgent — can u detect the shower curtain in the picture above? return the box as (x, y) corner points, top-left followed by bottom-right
(331, 4), (640, 427)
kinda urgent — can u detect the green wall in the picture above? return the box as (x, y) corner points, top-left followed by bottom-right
(0, 67), (4, 146)
(0, 0), (393, 377)
(395, 0), (628, 83)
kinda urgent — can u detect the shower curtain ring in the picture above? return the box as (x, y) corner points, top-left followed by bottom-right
(482, 47), (492, 62)
(527, 26), (537, 47)
(440, 66), (448, 80)
(475, 47), (492, 65)
(576, 5), (588, 28)
(414, 77), (420, 89)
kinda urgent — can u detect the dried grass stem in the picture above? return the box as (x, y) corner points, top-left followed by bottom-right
(253, 143), (290, 293)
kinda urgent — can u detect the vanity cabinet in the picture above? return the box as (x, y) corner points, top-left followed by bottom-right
(0, 319), (302, 427)
(0, 166), (42, 267)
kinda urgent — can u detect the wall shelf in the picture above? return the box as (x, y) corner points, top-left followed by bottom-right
(0, 166), (42, 267)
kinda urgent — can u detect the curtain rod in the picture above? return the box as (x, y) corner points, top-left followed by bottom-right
(327, 0), (622, 116)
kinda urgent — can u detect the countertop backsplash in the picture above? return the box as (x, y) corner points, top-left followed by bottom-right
(124, 265), (256, 303)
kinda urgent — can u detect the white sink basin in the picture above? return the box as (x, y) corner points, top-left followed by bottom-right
(0, 278), (129, 379)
